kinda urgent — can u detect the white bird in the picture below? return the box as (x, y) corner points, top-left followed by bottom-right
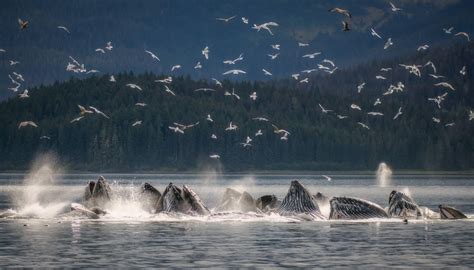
(212, 78), (223, 87)
(417, 44), (429, 51)
(211, 134), (218, 139)
(393, 107), (402, 120)
(280, 133), (289, 141)
(389, 2), (402, 12)
(262, 69), (272, 76)
(9, 60), (20, 66)
(268, 53), (279, 60)
(455, 32), (470, 42)
(303, 52), (321, 59)
(368, 112), (384, 116)
(319, 104), (332, 113)
(445, 122), (455, 127)
(318, 64), (330, 71)
(241, 17), (249, 24)
(89, 106), (110, 119)
(169, 126), (185, 134)
(292, 73), (300, 80)
(78, 105), (93, 115)
(469, 110), (474, 121)
(145, 50), (160, 61)
(240, 142), (252, 147)
(443, 27), (454, 34)
(337, 115), (348, 119)
(250, 92), (257, 101)
(19, 89), (29, 98)
(271, 44), (280, 50)
(225, 122), (238, 131)
(209, 154), (220, 159)
(376, 75), (387, 80)
(135, 102), (147, 107)
(424, 61), (437, 74)
(374, 98), (382, 106)
(357, 82), (366, 93)
(70, 116), (84, 123)
(223, 69), (246, 75)
(460, 66), (466, 76)
(164, 85), (176, 96)
(299, 78), (309, 83)
(380, 67), (392, 72)
(302, 68), (317, 74)
(132, 121), (142, 127)
(18, 18), (29, 30)
(429, 74), (445, 79)
(194, 62), (202, 69)
(350, 104), (362, 111)
(40, 136), (51, 140)
(202, 46), (210, 59)
(223, 53), (244, 65)
(12, 72), (24, 82)
(155, 76), (172, 84)
(323, 59), (335, 67)
(432, 117), (441, 123)
(371, 28), (382, 39)
(245, 136), (252, 144)
(252, 22), (279, 35)
(272, 124), (290, 135)
(357, 122), (370, 130)
(105, 41), (113, 51)
(57, 26), (70, 33)
(86, 69), (100, 74)
(231, 88), (240, 100)
(109, 75), (116, 82)
(95, 48), (105, 54)
(206, 114), (213, 122)
(8, 84), (21, 92)
(255, 129), (263, 136)
(216, 15), (236, 22)
(195, 88), (215, 92)
(298, 42), (309, 47)
(0, 48), (5, 53)
(434, 82), (455, 91)
(428, 92), (448, 109)
(322, 175), (332, 182)
(253, 117), (269, 122)
(384, 38), (393, 50)
(326, 67), (339, 74)
(18, 121), (38, 129)
(126, 83), (142, 91)
(171, 65), (181, 71)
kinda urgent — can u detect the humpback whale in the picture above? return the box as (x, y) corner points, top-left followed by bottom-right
(84, 176), (111, 208)
(275, 180), (325, 220)
(388, 190), (421, 218)
(216, 188), (260, 213)
(329, 197), (388, 220)
(140, 182), (161, 212)
(256, 195), (280, 212)
(439, 205), (467, 219)
(155, 183), (209, 215)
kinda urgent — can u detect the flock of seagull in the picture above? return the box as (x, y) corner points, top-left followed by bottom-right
(3, 3), (474, 162)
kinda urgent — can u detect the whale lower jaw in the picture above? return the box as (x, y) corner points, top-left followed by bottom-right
(439, 205), (467, 219)
(329, 197), (388, 220)
(275, 180), (325, 220)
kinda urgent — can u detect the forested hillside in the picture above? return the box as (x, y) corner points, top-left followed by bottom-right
(0, 43), (473, 171)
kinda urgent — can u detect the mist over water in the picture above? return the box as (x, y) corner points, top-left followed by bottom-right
(376, 162), (392, 187)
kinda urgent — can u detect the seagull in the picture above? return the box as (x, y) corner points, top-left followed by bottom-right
(105, 41), (113, 51)
(253, 117), (269, 122)
(434, 82), (455, 91)
(384, 38), (393, 49)
(18, 18), (29, 30)
(212, 78), (223, 87)
(95, 48), (105, 54)
(57, 26), (70, 33)
(262, 69), (272, 76)
(292, 73), (300, 80)
(126, 83), (142, 91)
(424, 61), (437, 74)
(280, 133), (289, 141)
(455, 32), (470, 42)
(70, 116), (84, 123)
(19, 89), (29, 98)
(202, 46), (210, 59)
(429, 74), (445, 79)
(322, 175), (332, 182)
(350, 104), (362, 111)
(145, 50), (160, 61)
(89, 106), (110, 119)
(389, 2), (402, 12)
(164, 85), (176, 96)
(374, 98), (382, 106)
(86, 69), (100, 74)
(337, 115), (348, 119)
(368, 112), (384, 116)
(445, 122), (455, 127)
(0, 48), (5, 53)
(432, 117), (441, 123)
(109, 75), (116, 82)
(271, 44), (280, 50)
(298, 42), (309, 47)
(252, 22), (279, 35)
(302, 68), (317, 73)
(195, 88), (215, 92)
(194, 62), (202, 69)
(18, 121), (38, 129)
(376, 75), (387, 80)
(357, 122), (370, 130)
(223, 69), (246, 75)
(206, 114), (213, 122)
(135, 102), (147, 107)
(357, 82), (366, 93)
(250, 92), (257, 101)
(299, 78), (309, 83)
(225, 122), (238, 131)
(245, 136), (252, 144)
(211, 134), (218, 139)
(216, 15), (236, 22)
(271, 124), (290, 135)
(268, 53), (279, 60)
(323, 59), (335, 67)
(231, 88), (240, 100)
(13, 72), (24, 82)
(240, 142), (252, 147)
(469, 110), (474, 121)
(169, 126), (185, 134)
(155, 76), (172, 84)
(342, 21), (350, 32)
(328, 7), (352, 18)
(460, 66), (466, 76)
(223, 53), (244, 65)
(78, 105), (93, 115)
(209, 154), (220, 159)
(132, 121), (142, 127)
(428, 92), (448, 109)
(303, 52), (321, 59)
(443, 27), (454, 34)
(417, 44), (429, 51)
(241, 17), (249, 24)
(393, 107), (402, 120)
(255, 129), (263, 136)
(319, 104), (332, 113)
(9, 60), (20, 66)
(40, 136), (51, 140)
(371, 28), (382, 39)
(380, 68), (392, 72)
(171, 65), (181, 71)
(318, 64), (330, 70)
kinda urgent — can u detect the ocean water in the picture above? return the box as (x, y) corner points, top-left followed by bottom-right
(0, 172), (473, 268)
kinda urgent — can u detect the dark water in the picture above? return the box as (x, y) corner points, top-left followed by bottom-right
(0, 172), (473, 268)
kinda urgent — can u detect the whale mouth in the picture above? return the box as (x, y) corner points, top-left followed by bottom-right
(275, 180), (324, 219)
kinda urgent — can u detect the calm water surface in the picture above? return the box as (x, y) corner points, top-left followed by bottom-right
(0, 173), (473, 268)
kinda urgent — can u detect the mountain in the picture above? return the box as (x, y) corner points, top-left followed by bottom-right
(0, 41), (473, 171)
(1, 0), (473, 100)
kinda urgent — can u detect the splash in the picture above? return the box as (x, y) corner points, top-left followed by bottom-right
(376, 162), (392, 187)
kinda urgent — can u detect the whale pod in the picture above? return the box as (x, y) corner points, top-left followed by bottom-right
(329, 197), (389, 220)
(275, 180), (325, 220)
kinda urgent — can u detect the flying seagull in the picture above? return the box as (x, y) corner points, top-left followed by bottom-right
(18, 121), (37, 129)
(202, 46), (210, 59)
(57, 26), (70, 33)
(145, 50), (160, 61)
(322, 175), (332, 182)
(393, 107), (402, 120)
(89, 106), (110, 119)
(18, 18), (29, 30)
(328, 7), (352, 18)
(371, 28), (382, 39)
(389, 2), (402, 12)
(319, 104), (332, 113)
(223, 69), (246, 75)
(126, 83), (143, 91)
(384, 38), (393, 49)
(455, 32), (470, 42)
(216, 16), (236, 22)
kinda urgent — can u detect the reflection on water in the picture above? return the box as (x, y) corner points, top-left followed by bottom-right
(0, 173), (473, 267)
